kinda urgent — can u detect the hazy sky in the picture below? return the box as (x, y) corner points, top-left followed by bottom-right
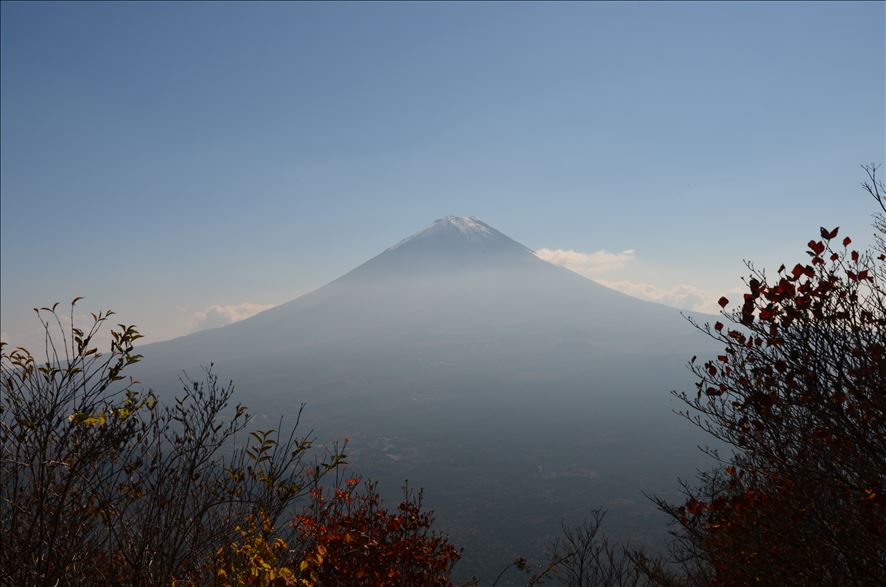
(2, 1), (884, 349)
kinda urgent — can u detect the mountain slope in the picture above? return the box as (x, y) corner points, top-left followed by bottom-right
(142, 216), (700, 369)
(135, 216), (716, 581)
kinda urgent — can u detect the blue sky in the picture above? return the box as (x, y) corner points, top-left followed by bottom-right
(2, 1), (884, 348)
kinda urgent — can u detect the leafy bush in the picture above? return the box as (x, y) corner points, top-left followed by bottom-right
(648, 167), (886, 585)
(293, 476), (461, 585)
(0, 304), (328, 584)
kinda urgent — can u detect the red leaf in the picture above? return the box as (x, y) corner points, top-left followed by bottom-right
(807, 240), (825, 256)
(820, 226), (839, 240)
(718, 296), (729, 308)
(759, 308), (776, 320)
(843, 236), (852, 247)
(714, 321), (724, 332)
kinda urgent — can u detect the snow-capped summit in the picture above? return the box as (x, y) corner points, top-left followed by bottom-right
(387, 216), (502, 252)
(340, 215), (534, 283)
(438, 216), (495, 236)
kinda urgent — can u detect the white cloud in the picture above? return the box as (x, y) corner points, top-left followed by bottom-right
(534, 248), (636, 276)
(190, 303), (274, 332)
(597, 280), (716, 313)
(535, 246), (730, 313)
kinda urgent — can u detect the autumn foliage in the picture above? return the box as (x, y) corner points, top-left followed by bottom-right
(4, 169), (886, 586)
(292, 478), (461, 585)
(211, 477), (461, 586)
(0, 304), (459, 586)
(658, 168), (886, 585)
(212, 513), (302, 586)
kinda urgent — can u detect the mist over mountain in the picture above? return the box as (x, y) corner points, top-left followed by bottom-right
(136, 216), (717, 581)
(143, 216), (705, 366)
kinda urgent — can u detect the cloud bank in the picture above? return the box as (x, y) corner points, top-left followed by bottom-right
(596, 280), (714, 312)
(190, 303), (274, 332)
(536, 247), (720, 312)
(534, 248), (636, 276)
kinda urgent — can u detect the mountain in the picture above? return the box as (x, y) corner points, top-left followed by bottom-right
(136, 216), (716, 581)
(143, 215), (699, 368)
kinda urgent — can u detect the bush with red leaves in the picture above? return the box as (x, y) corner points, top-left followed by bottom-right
(293, 477), (461, 586)
(656, 167), (886, 586)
